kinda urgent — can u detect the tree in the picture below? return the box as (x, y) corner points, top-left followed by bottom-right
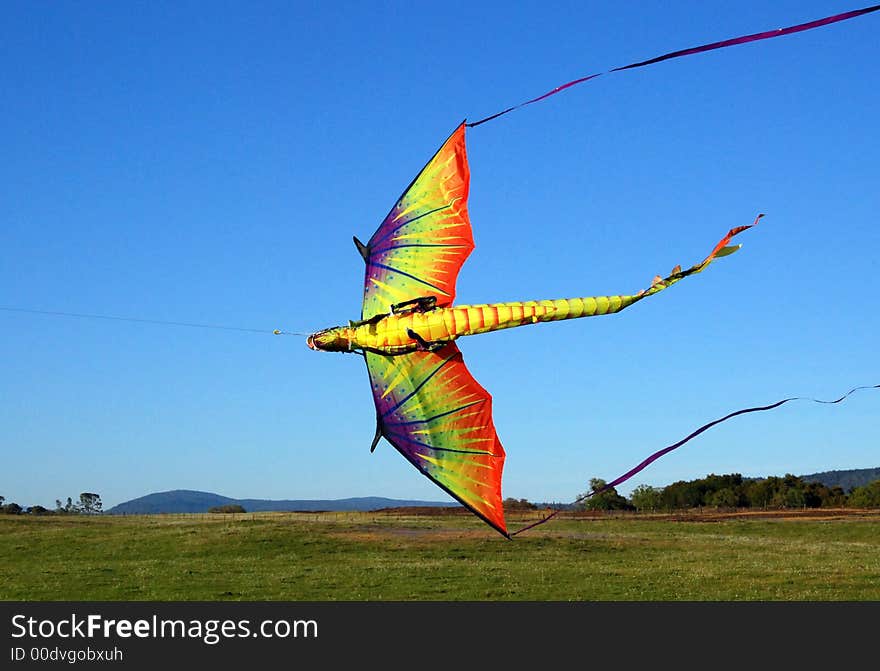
(503, 498), (537, 511)
(824, 486), (848, 507)
(78, 493), (103, 514)
(65, 497), (78, 514)
(709, 488), (738, 509)
(630, 484), (662, 512)
(800, 481), (843, 508)
(746, 476), (789, 509)
(1, 502), (23, 515)
(848, 480), (880, 508)
(578, 478), (631, 511)
(783, 487), (806, 508)
(660, 479), (706, 509)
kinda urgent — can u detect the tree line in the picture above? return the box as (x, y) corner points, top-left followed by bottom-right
(505, 473), (880, 512)
(0, 492), (103, 515)
(577, 473), (880, 511)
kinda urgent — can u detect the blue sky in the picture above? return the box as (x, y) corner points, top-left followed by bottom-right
(2, 1), (878, 510)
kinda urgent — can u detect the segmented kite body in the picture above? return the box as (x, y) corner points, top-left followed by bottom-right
(352, 295), (659, 354)
(349, 297), (629, 354)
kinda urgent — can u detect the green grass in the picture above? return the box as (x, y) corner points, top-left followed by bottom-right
(2, 511), (879, 600)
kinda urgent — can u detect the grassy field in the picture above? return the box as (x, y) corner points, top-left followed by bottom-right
(2, 509), (879, 600)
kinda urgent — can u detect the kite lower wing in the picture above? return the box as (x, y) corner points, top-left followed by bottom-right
(364, 343), (507, 536)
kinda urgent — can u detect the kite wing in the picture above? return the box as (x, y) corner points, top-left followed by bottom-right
(360, 123), (474, 320)
(364, 343), (507, 536)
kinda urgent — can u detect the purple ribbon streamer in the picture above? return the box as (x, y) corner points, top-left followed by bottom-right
(468, 4), (880, 128)
(511, 384), (880, 536)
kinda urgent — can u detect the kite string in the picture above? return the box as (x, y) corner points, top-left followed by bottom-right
(510, 383), (880, 537)
(467, 4), (880, 128)
(0, 306), (310, 337)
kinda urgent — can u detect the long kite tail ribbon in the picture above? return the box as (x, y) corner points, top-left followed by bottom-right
(468, 4), (880, 127)
(511, 383), (880, 536)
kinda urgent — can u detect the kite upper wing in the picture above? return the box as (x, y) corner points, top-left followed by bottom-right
(364, 343), (507, 536)
(360, 123), (474, 320)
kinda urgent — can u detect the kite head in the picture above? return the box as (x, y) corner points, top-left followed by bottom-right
(307, 325), (353, 352)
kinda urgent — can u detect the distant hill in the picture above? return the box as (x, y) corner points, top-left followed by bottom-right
(801, 467), (880, 492)
(106, 490), (459, 515)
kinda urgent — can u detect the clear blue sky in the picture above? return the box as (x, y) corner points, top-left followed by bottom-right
(2, 1), (878, 510)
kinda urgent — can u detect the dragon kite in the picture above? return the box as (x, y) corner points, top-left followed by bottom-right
(306, 5), (880, 537)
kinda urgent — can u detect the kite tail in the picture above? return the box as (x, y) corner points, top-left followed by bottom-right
(634, 214), (762, 300)
(511, 383), (880, 536)
(443, 214), (761, 341)
(540, 213), (763, 323)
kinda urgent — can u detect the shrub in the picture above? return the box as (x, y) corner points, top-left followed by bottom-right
(208, 504), (246, 514)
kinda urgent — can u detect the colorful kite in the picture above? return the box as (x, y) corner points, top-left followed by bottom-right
(307, 6), (879, 537)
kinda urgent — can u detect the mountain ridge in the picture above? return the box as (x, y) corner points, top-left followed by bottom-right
(800, 467), (880, 492)
(106, 489), (459, 514)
